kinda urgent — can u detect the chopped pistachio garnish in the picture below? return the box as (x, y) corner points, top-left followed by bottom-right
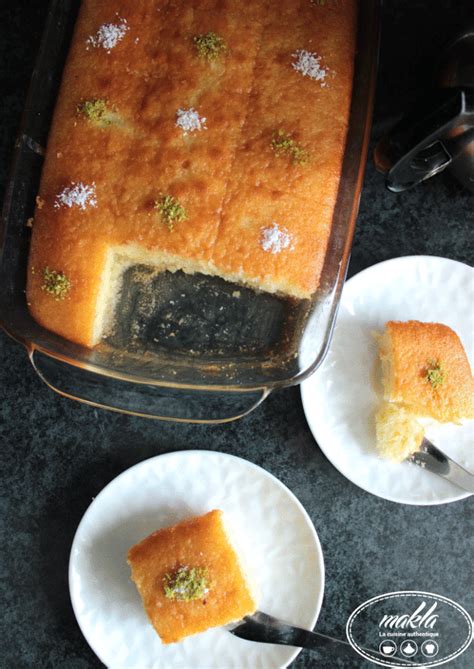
(154, 194), (188, 231)
(77, 99), (113, 127)
(163, 566), (210, 601)
(193, 31), (226, 61)
(271, 129), (309, 165)
(41, 267), (71, 300)
(425, 359), (446, 389)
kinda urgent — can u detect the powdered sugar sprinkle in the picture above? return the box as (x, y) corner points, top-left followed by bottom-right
(54, 182), (97, 210)
(260, 223), (295, 254)
(87, 16), (128, 52)
(292, 49), (329, 85)
(176, 108), (207, 135)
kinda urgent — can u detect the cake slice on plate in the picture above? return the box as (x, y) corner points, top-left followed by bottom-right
(375, 320), (474, 462)
(127, 509), (257, 644)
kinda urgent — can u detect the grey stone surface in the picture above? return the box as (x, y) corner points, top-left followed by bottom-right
(0, 1), (473, 668)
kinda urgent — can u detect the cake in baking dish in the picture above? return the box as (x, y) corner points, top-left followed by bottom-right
(27, 0), (358, 347)
(376, 320), (474, 462)
(127, 510), (258, 644)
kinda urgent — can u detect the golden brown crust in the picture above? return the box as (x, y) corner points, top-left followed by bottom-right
(127, 510), (257, 644)
(27, 0), (357, 346)
(382, 320), (474, 422)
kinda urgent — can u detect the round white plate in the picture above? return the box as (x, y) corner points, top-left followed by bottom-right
(69, 450), (324, 668)
(301, 255), (474, 506)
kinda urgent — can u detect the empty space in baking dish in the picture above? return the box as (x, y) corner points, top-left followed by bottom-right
(91, 241), (308, 359)
(105, 264), (305, 359)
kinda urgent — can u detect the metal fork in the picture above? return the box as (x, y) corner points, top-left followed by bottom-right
(408, 438), (474, 493)
(229, 610), (417, 664)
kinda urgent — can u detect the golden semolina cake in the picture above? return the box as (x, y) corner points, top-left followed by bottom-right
(127, 510), (257, 644)
(375, 320), (473, 462)
(379, 320), (474, 423)
(375, 402), (425, 463)
(26, 0), (357, 347)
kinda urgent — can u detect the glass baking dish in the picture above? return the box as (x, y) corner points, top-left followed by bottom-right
(0, 0), (379, 423)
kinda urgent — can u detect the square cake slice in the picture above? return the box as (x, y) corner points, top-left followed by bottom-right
(378, 320), (474, 423)
(127, 509), (257, 644)
(375, 320), (473, 461)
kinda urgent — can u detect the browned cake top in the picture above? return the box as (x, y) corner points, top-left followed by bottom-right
(27, 0), (357, 346)
(127, 510), (256, 644)
(384, 320), (474, 422)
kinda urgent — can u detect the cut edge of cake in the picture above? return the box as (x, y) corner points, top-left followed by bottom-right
(375, 402), (424, 463)
(376, 328), (397, 403)
(94, 243), (312, 346)
(219, 511), (260, 612)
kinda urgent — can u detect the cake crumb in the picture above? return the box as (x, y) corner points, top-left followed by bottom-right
(87, 16), (128, 52)
(260, 222), (295, 254)
(292, 49), (329, 85)
(36, 196), (45, 210)
(176, 108), (207, 134)
(25, 217), (34, 228)
(54, 182), (97, 210)
(232, 291), (241, 298)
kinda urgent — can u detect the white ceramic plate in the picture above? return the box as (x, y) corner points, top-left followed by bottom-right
(301, 255), (473, 506)
(69, 450), (324, 668)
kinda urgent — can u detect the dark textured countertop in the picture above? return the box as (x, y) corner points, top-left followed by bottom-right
(1, 2), (473, 668)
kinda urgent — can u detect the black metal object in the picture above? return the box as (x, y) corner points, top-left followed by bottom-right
(375, 29), (474, 191)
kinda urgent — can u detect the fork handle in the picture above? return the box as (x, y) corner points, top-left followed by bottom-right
(230, 611), (421, 664)
(232, 617), (349, 657)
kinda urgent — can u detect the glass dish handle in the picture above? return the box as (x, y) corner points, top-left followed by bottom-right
(29, 349), (270, 424)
